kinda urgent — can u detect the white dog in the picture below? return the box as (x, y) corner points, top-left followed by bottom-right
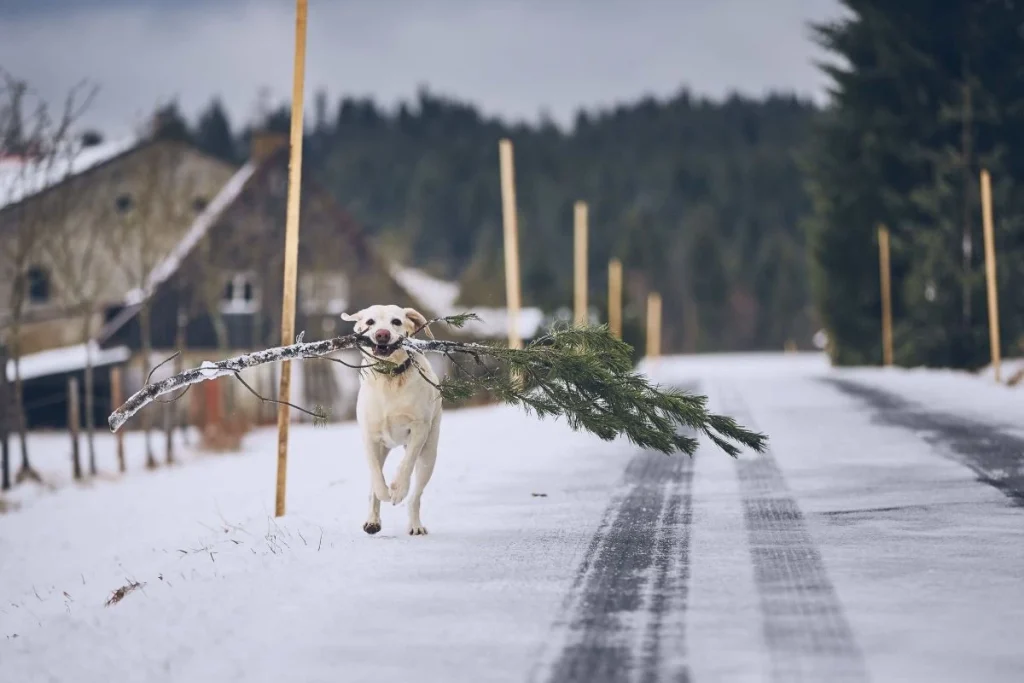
(341, 304), (441, 536)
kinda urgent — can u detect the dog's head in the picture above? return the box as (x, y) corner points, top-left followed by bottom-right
(341, 304), (433, 359)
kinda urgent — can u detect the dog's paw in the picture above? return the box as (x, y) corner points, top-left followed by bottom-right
(362, 520), (382, 535)
(389, 478), (410, 505)
(408, 525), (428, 536)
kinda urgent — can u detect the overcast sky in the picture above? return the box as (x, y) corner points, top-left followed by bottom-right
(0, 0), (844, 137)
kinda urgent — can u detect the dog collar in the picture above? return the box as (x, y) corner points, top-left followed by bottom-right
(375, 356), (413, 377)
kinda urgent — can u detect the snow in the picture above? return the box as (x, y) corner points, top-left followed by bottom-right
(390, 264), (546, 340)
(978, 357), (1024, 385)
(197, 360), (234, 380)
(0, 137), (138, 211)
(0, 405), (629, 682)
(5, 342), (130, 382)
(3, 351), (1024, 682)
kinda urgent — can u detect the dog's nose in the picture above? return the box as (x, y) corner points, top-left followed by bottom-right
(373, 329), (391, 344)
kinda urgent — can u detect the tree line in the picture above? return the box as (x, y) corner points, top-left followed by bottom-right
(10, 0), (1024, 380)
(804, 0), (1024, 369)
(172, 88), (820, 356)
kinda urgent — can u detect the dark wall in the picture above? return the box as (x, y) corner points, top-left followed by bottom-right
(20, 364), (115, 430)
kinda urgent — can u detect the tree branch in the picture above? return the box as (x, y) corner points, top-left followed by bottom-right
(107, 315), (768, 458)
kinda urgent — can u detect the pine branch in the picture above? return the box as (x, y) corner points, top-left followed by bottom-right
(107, 315), (767, 457)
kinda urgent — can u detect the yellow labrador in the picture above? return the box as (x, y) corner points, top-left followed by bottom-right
(341, 305), (440, 536)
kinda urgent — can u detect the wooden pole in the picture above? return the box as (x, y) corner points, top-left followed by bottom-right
(608, 258), (622, 339)
(274, 0), (308, 517)
(110, 366), (125, 472)
(878, 224), (894, 367)
(498, 139), (523, 349)
(68, 376), (81, 480)
(646, 292), (662, 360)
(0, 345), (10, 491)
(980, 168), (1002, 383)
(574, 201), (588, 327)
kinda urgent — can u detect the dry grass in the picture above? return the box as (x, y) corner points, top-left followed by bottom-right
(0, 496), (21, 515)
(104, 579), (145, 607)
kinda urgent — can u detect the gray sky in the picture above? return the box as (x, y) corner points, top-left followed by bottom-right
(0, 0), (844, 137)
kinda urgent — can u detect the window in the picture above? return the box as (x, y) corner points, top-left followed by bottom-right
(115, 193), (133, 214)
(220, 272), (260, 314)
(26, 265), (50, 304)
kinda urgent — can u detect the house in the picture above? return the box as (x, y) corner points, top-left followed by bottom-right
(2, 126), (546, 429)
(0, 133), (236, 355)
(1, 129), (439, 426)
(1, 129), (237, 428)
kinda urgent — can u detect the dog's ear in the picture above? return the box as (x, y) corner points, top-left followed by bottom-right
(404, 307), (434, 339)
(341, 309), (371, 333)
(340, 309), (365, 323)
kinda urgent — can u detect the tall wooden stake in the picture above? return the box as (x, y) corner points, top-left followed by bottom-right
(608, 258), (623, 339)
(574, 201), (588, 327)
(274, 0), (308, 517)
(980, 168), (1002, 382)
(878, 224), (894, 367)
(110, 366), (125, 472)
(68, 376), (81, 480)
(498, 139), (523, 349)
(646, 292), (662, 360)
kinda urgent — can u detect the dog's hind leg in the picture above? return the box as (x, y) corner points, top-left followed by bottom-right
(363, 441), (390, 535)
(407, 418), (440, 536)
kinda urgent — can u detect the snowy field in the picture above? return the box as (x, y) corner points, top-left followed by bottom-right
(2, 352), (1024, 682)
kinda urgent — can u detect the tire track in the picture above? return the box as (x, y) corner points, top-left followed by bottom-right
(826, 378), (1024, 506)
(720, 388), (869, 683)
(536, 386), (698, 683)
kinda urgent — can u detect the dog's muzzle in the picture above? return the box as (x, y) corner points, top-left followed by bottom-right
(371, 330), (398, 357)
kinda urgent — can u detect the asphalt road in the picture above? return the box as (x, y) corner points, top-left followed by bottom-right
(5, 355), (1023, 683)
(530, 366), (1024, 683)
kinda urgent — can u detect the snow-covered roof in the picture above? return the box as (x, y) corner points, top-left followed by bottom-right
(6, 342), (130, 382)
(389, 264), (545, 340)
(98, 161), (257, 344)
(124, 161), (257, 306)
(388, 265), (461, 315)
(0, 137), (138, 212)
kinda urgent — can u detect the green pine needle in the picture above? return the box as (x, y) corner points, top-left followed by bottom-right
(424, 321), (767, 457)
(435, 312), (481, 329)
(312, 404), (330, 428)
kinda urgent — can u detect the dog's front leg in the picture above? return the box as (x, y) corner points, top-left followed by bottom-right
(363, 440), (389, 535)
(363, 434), (391, 504)
(389, 421), (429, 505)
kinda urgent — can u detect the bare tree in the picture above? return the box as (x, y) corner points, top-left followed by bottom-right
(108, 112), (205, 468)
(0, 69), (96, 484)
(38, 84), (113, 476)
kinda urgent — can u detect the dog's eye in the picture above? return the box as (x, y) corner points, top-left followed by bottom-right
(365, 319), (374, 326)
(391, 318), (402, 326)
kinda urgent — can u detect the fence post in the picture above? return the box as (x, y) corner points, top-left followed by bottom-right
(0, 343), (10, 491)
(68, 376), (82, 480)
(574, 201), (588, 327)
(980, 169), (1002, 383)
(498, 139), (523, 350)
(608, 258), (622, 339)
(646, 292), (662, 361)
(877, 224), (894, 366)
(110, 366), (126, 472)
(274, 0), (309, 517)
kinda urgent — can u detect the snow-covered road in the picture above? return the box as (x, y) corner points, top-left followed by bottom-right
(2, 352), (1023, 682)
